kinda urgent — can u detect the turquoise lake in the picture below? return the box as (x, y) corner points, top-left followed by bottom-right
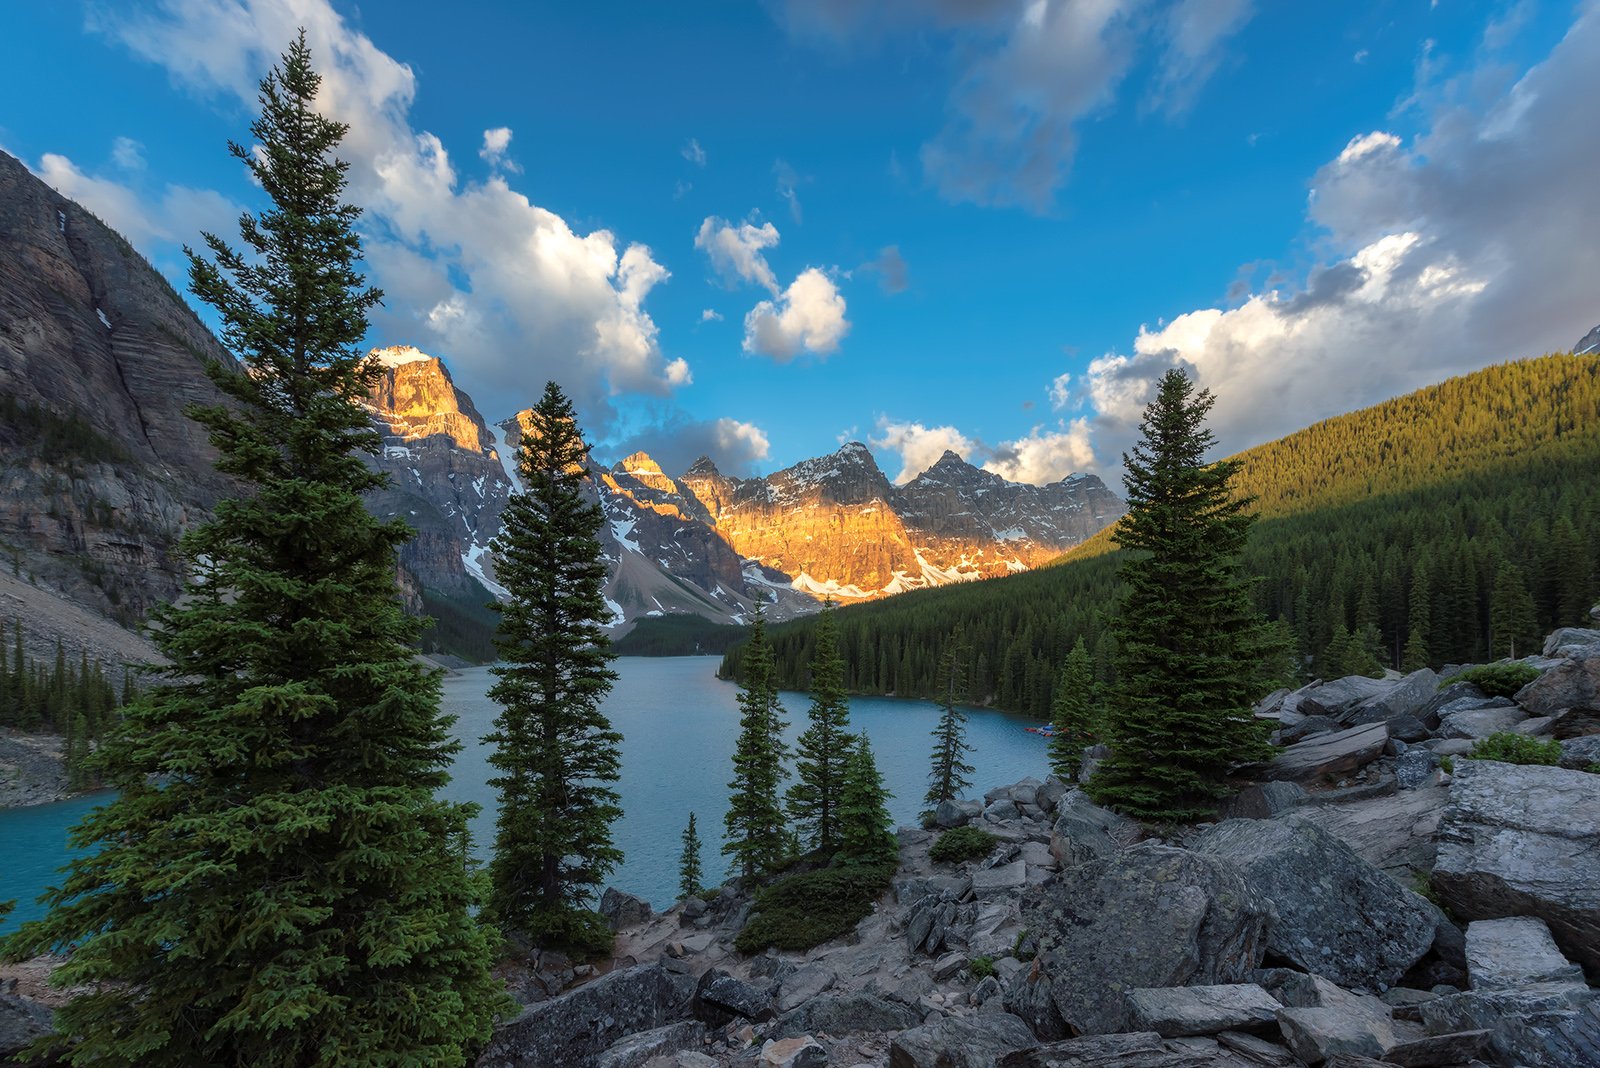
(1, 656), (1049, 932)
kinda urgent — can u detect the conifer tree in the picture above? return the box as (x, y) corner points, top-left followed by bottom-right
(837, 735), (897, 866)
(1402, 625), (1430, 672)
(486, 381), (622, 952)
(724, 606), (790, 877)
(0, 35), (506, 1066)
(787, 601), (854, 854)
(679, 813), (704, 900)
(925, 635), (974, 807)
(1048, 637), (1096, 781)
(1087, 369), (1277, 822)
(1489, 562), (1538, 659)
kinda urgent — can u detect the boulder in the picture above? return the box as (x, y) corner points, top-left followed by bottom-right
(1393, 749), (1437, 791)
(776, 962), (837, 1014)
(1219, 781), (1307, 820)
(1299, 676), (1394, 720)
(1420, 983), (1600, 1068)
(694, 969), (777, 1024)
(1253, 722), (1388, 784)
(984, 799), (1022, 824)
(935, 799), (972, 829)
(479, 962), (688, 1068)
(1550, 705), (1600, 739)
(1047, 791), (1137, 869)
(769, 994), (921, 1039)
(889, 1013), (1038, 1068)
(0, 992), (52, 1063)
(595, 1022), (707, 1068)
(1375, 1028), (1491, 1067)
(1436, 699), (1524, 740)
(1559, 734), (1600, 769)
(601, 886), (654, 930)
(1125, 984), (1282, 1037)
(1003, 842), (1270, 1037)
(1289, 785), (1448, 881)
(1190, 817), (1437, 990)
(1417, 681), (1486, 728)
(1280, 715), (1342, 745)
(1273, 1006), (1399, 1063)
(1035, 778), (1069, 814)
(759, 1036), (829, 1068)
(1543, 627), (1600, 658)
(1515, 652), (1600, 716)
(1464, 917), (1587, 992)
(1077, 744), (1109, 784)
(1431, 760), (1600, 973)
(971, 860), (1027, 899)
(1344, 669), (1439, 727)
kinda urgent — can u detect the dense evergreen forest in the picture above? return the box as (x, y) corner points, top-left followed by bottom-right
(0, 619), (127, 787)
(724, 355), (1600, 718)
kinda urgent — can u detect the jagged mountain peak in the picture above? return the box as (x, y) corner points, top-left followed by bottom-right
(1577, 323), (1600, 356)
(617, 451), (664, 475)
(362, 346), (489, 456)
(683, 455), (721, 477)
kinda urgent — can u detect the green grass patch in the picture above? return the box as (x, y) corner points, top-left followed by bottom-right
(734, 862), (895, 953)
(929, 826), (1000, 864)
(1467, 732), (1562, 766)
(969, 955), (996, 980)
(1446, 662), (1542, 698)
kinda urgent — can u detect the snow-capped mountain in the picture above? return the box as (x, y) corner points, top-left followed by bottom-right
(361, 349), (1125, 632)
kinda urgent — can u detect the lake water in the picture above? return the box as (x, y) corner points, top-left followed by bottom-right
(1, 657), (1049, 932)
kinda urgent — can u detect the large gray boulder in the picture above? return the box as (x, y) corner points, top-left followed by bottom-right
(1436, 698), (1524, 740)
(1465, 917), (1587, 992)
(1431, 760), (1600, 973)
(1298, 676), (1394, 720)
(1559, 734), (1600, 769)
(1003, 842), (1270, 1037)
(478, 963), (689, 1068)
(1124, 984), (1282, 1037)
(1273, 1006), (1401, 1063)
(594, 1021), (706, 1068)
(769, 993), (921, 1038)
(1420, 983), (1600, 1068)
(1543, 627), (1600, 658)
(1252, 722), (1388, 783)
(995, 1032), (1264, 1067)
(600, 886), (653, 930)
(1047, 790), (1138, 869)
(1219, 781), (1307, 820)
(1191, 817), (1437, 990)
(1515, 652), (1600, 716)
(889, 1013), (1038, 1068)
(0, 992), (52, 1064)
(1345, 669), (1439, 727)
(694, 968), (776, 1024)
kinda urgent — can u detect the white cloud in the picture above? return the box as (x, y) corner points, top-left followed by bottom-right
(871, 416), (1094, 484)
(694, 216), (781, 293)
(712, 417), (770, 462)
(478, 126), (517, 171)
(742, 268), (850, 361)
(700, 308), (723, 322)
(79, 0), (686, 428)
(35, 152), (238, 249)
(111, 136), (145, 170)
(1148, 0), (1254, 114)
(870, 419), (979, 482)
(681, 138), (706, 166)
(612, 414), (770, 476)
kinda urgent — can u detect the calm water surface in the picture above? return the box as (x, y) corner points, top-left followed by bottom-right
(1, 656), (1049, 931)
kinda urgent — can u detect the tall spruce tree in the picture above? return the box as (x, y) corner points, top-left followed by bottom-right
(787, 601), (854, 854)
(1047, 637), (1096, 781)
(1488, 562), (1538, 659)
(837, 735), (897, 866)
(724, 606), (790, 878)
(486, 381), (622, 953)
(1087, 369), (1277, 822)
(925, 635), (974, 808)
(0, 35), (506, 1065)
(679, 813), (704, 899)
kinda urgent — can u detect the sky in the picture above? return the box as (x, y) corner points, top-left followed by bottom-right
(1, 0), (1597, 485)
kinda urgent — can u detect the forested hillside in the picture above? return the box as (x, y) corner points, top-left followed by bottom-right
(727, 354), (1600, 719)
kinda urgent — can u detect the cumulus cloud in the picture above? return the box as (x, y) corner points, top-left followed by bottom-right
(700, 308), (723, 322)
(478, 126), (518, 171)
(862, 245), (909, 294)
(76, 0), (685, 429)
(871, 416), (1094, 485)
(776, 0), (1253, 212)
(612, 415), (770, 477)
(742, 268), (850, 361)
(694, 216), (781, 292)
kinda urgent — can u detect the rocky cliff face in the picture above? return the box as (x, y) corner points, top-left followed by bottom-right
(0, 148), (236, 662)
(360, 347), (512, 601)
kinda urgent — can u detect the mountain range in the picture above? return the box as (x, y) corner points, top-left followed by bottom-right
(0, 149), (1123, 664)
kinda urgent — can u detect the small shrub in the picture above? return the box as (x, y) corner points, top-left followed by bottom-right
(1586, 763), (1600, 775)
(734, 862), (896, 953)
(526, 906), (614, 961)
(969, 955), (996, 980)
(929, 826), (999, 864)
(1012, 927), (1036, 963)
(1446, 662), (1542, 698)
(1439, 755), (1455, 775)
(1467, 732), (1562, 766)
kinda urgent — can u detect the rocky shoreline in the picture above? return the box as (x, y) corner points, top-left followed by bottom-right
(4, 615), (1600, 1066)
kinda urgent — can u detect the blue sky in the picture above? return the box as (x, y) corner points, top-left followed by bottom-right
(2, 1), (1597, 483)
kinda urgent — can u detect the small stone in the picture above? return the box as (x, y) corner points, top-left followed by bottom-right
(759, 1036), (829, 1068)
